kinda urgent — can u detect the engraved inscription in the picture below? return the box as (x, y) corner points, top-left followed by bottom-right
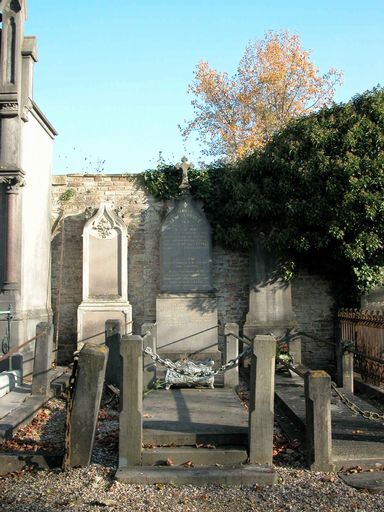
(160, 198), (212, 292)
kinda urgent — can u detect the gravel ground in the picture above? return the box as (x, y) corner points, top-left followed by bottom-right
(1, 463), (383, 512)
(0, 388), (383, 511)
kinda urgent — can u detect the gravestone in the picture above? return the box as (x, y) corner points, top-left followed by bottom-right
(156, 158), (219, 362)
(77, 202), (132, 348)
(244, 239), (295, 341)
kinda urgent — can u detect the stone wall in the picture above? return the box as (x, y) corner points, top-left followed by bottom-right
(51, 174), (336, 369)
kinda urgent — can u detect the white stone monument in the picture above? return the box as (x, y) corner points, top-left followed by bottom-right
(77, 202), (132, 347)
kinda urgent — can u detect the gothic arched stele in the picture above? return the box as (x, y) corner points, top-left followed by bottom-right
(155, 159), (219, 365)
(77, 202), (132, 347)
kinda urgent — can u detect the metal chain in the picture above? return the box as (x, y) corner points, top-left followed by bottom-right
(144, 345), (252, 377)
(330, 382), (384, 422)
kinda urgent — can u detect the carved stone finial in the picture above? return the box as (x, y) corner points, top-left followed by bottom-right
(176, 156), (194, 191)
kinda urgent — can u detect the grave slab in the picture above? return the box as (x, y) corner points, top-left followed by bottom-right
(339, 471), (384, 491)
(275, 372), (384, 470)
(143, 388), (248, 446)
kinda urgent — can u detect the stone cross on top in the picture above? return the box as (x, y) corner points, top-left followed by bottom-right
(176, 156), (193, 191)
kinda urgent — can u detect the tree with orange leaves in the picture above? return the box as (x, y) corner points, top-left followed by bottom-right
(182, 30), (343, 162)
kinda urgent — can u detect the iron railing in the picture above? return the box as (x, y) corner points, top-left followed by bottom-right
(338, 309), (384, 386)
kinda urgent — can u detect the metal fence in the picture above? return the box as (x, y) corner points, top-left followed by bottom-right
(338, 309), (384, 386)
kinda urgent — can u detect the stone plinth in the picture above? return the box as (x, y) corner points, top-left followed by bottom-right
(156, 294), (219, 361)
(244, 240), (295, 340)
(77, 202), (132, 348)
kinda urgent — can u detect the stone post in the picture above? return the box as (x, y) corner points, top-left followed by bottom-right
(248, 335), (276, 465)
(289, 336), (302, 365)
(119, 335), (143, 467)
(335, 335), (344, 387)
(66, 343), (108, 468)
(141, 323), (156, 390)
(32, 322), (53, 396)
(304, 370), (333, 472)
(342, 350), (354, 394)
(105, 319), (122, 388)
(224, 323), (239, 388)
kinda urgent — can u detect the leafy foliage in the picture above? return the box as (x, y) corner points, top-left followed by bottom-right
(144, 87), (384, 303)
(182, 30), (342, 162)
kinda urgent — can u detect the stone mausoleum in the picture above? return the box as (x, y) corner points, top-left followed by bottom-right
(0, 0), (56, 375)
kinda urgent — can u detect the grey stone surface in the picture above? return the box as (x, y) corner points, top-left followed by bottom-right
(105, 319), (122, 388)
(248, 335), (276, 465)
(275, 371), (384, 470)
(77, 202), (132, 347)
(342, 350), (354, 394)
(66, 343), (108, 468)
(143, 388), (248, 447)
(119, 335), (143, 467)
(116, 464), (276, 486)
(0, 367), (69, 440)
(224, 323), (239, 388)
(305, 370), (333, 472)
(160, 195), (213, 293)
(142, 446), (248, 466)
(340, 471), (384, 491)
(156, 295), (219, 357)
(244, 240), (295, 340)
(0, 453), (62, 475)
(32, 322), (53, 396)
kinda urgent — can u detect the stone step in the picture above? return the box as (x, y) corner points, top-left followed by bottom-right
(142, 446), (248, 466)
(116, 464), (276, 486)
(143, 430), (248, 447)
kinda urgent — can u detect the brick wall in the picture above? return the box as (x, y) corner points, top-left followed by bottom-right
(51, 174), (336, 369)
(291, 271), (335, 370)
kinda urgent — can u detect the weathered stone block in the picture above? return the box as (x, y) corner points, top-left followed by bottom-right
(65, 343), (108, 468)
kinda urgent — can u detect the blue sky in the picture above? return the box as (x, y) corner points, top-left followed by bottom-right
(26, 0), (383, 174)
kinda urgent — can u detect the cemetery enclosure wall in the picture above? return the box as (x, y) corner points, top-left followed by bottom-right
(51, 175), (335, 368)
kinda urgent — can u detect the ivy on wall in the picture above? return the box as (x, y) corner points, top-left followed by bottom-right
(142, 87), (384, 304)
